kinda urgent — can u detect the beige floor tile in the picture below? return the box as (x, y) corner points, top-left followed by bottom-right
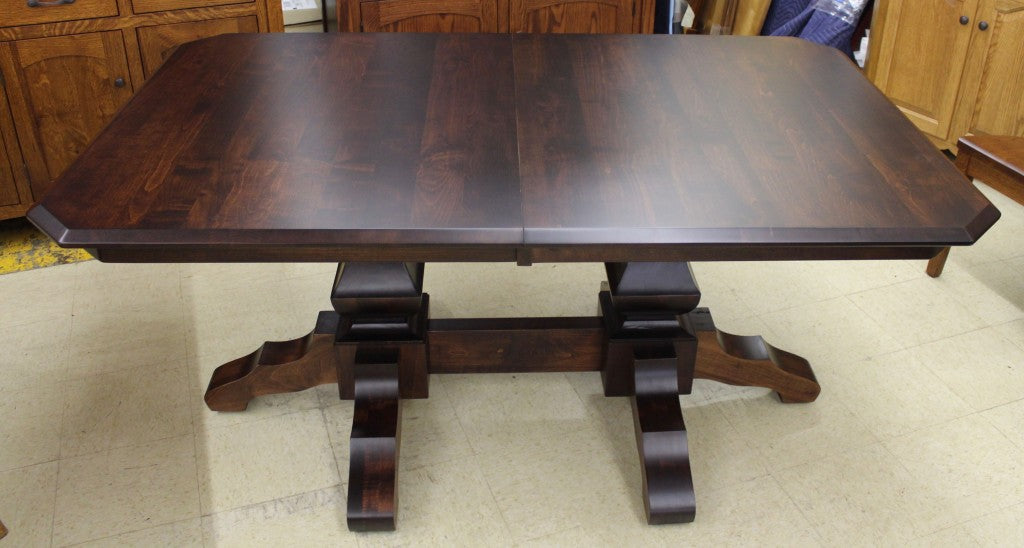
(67, 306), (188, 379)
(477, 427), (632, 542)
(691, 262), (845, 316)
(759, 296), (904, 366)
(182, 286), (307, 361)
(955, 502), (1024, 546)
(914, 327), (1024, 411)
(993, 318), (1024, 350)
(71, 268), (182, 316)
(52, 435), (200, 546)
(60, 362), (192, 458)
(0, 316), (71, 391)
(0, 382), (63, 471)
(375, 458), (514, 544)
(932, 260), (1024, 327)
(441, 373), (593, 457)
(831, 350), (974, 439)
(981, 398), (1024, 450)
(799, 259), (925, 295)
(0, 461), (58, 548)
(72, 260), (181, 288)
(909, 525), (986, 548)
(883, 414), (1024, 537)
(75, 518), (203, 548)
(848, 277), (988, 347)
(202, 488), (355, 547)
(179, 263), (291, 300)
(716, 387), (878, 472)
(324, 378), (473, 477)
(196, 408), (338, 514)
(0, 263), (76, 329)
(947, 182), (1024, 267)
(774, 442), (922, 545)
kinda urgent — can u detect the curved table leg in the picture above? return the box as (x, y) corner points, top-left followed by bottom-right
(204, 314), (340, 411)
(632, 348), (696, 524)
(693, 323), (819, 403)
(347, 350), (402, 532)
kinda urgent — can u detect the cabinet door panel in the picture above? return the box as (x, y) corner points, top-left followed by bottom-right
(137, 16), (259, 78)
(510, 0), (634, 33)
(361, 0), (499, 31)
(969, 1), (1024, 136)
(6, 31), (134, 195)
(871, 0), (978, 141)
(0, 130), (19, 207)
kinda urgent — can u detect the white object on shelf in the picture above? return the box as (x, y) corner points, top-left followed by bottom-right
(282, 0), (321, 26)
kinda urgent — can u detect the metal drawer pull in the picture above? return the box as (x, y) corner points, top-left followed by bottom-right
(27, 0), (76, 7)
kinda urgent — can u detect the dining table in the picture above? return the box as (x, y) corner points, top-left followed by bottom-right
(28, 32), (999, 531)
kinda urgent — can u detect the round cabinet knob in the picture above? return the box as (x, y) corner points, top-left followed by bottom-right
(978, 21), (989, 30)
(960, 15), (969, 25)
(114, 77), (126, 88)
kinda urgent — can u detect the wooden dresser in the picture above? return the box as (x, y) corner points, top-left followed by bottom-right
(0, 0), (284, 220)
(865, 0), (1024, 151)
(337, 0), (655, 34)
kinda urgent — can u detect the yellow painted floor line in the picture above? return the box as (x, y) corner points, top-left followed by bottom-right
(0, 217), (92, 275)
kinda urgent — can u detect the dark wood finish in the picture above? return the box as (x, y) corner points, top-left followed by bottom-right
(0, 86), (33, 217)
(347, 350), (402, 532)
(690, 309), (820, 403)
(928, 135), (1024, 277)
(631, 348), (696, 524)
(2, 31), (135, 197)
(136, 15), (259, 78)
(0, 518), (6, 540)
(360, 0), (500, 32)
(513, 35), (998, 256)
(428, 317), (605, 373)
(205, 312), (339, 411)
(28, 34), (997, 261)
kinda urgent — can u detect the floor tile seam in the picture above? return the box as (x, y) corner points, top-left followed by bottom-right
(907, 495), (1024, 543)
(756, 473), (825, 545)
(847, 289), (988, 348)
(319, 405), (352, 488)
(61, 356), (192, 384)
(57, 431), (197, 464)
(55, 516), (199, 548)
(193, 406), (328, 438)
(198, 484), (344, 521)
(974, 405), (1024, 453)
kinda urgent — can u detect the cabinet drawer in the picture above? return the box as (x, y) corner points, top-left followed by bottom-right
(0, 0), (119, 28)
(132, 0), (253, 14)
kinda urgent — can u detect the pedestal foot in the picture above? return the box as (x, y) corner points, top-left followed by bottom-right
(632, 347), (696, 524)
(347, 349), (402, 532)
(689, 309), (819, 403)
(204, 312), (340, 411)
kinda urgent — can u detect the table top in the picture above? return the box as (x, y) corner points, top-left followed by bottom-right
(28, 33), (999, 263)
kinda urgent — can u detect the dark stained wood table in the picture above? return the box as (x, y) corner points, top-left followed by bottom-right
(28, 33), (999, 531)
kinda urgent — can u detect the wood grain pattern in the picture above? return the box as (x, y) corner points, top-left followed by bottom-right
(132, 0), (252, 15)
(0, 4), (265, 40)
(631, 349), (696, 524)
(346, 353), (402, 531)
(509, 0), (635, 33)
(361, 0), (500, 32)
(0, 0), (118, 28)
(0, 82), (33, 218)
(6, 31), (134, 197)
(28, 34), (999, 262)
(136, 15), (258, 78)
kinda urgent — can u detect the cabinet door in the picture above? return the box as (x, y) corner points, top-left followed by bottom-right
(1, 31), (134, 196)
(869, 0), (979, 142)
(0, 123), (21, 208)
(510, 0), (636, 33)
(137, 16), (260, 79)
(962, 0), (1024, 136)
(0, 88), (32, 218)
(360, 0), (500, 31)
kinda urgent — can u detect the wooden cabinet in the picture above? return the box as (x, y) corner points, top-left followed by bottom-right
(0, 0), (284, 220)
(510, 0), (637, 33)
(360, 0), (500, 32)
(340, 0), (651, 33)
(866, 0), (1024, 149)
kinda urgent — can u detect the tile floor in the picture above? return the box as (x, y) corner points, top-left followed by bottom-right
(1, 181), (1023, 547)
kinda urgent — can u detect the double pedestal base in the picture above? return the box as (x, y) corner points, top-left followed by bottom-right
(204, 262), (819, 531)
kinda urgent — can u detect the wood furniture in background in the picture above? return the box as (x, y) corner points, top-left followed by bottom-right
(0, 0), (284, 221)
(28, 33), (998, 531)
(338, 0), (654, 33)
(0, 518), (7, 539)
(927, 135), (1024, 276)
(866, 0), (1024, 150)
